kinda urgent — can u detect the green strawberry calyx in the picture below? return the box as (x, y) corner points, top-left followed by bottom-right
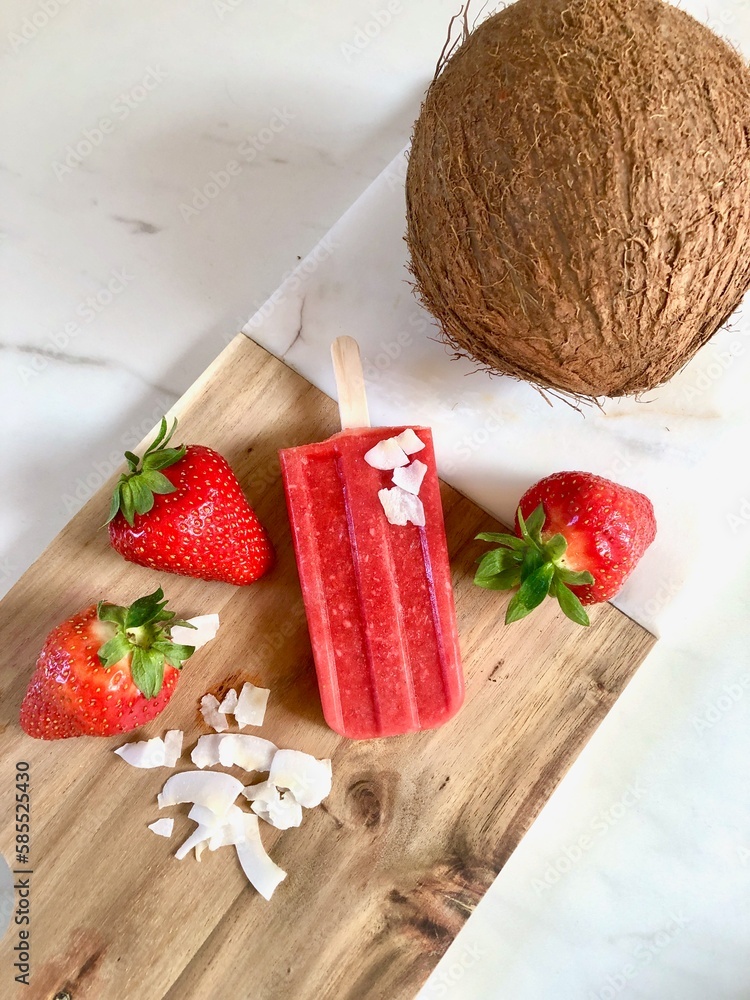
(96, 587), (196, 699)
(474, 504), (595, 627)
(105, 417), (186, 528)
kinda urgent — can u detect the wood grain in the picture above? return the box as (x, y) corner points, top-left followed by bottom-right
(0, 336), (655, 1000)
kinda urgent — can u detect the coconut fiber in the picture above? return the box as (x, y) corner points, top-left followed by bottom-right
(406, 0), (750, 398)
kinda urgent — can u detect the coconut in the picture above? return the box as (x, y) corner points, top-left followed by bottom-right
(405, 0), (750, 399)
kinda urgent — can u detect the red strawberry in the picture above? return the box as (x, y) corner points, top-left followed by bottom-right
(107, 418), (274, 586)
(20, 588), (196, 740)
(474, 471), (656, 626)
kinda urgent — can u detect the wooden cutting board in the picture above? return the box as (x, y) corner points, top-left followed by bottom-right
(0, 336), (655, 1000)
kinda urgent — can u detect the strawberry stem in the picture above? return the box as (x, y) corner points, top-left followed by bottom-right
(474, 505), (595, 627)
(96, 587), (196, 698)
(105, 417), (186, 528)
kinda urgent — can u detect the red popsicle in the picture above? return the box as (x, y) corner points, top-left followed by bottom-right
(279, 337), (464, 739)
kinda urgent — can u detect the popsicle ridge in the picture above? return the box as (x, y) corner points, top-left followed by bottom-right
(336, 453), (420, 735)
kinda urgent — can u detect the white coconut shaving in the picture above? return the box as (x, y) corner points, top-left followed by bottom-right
(234, 812), (287, 901)
(188, 803), (222, 829)
(206, 805), (247, 851)
(115, 730), (184, 769)
(170, 613), (220, 650)
(268, 750), (332, 809)
(378, 486), (426, 527)
(395, 428), (425, 454)
(392, 459), (428, 496)
(234, 682), (270, 728)
(147, 817), (174, 838)
(175, 801), (287, 899)
(190, 733), (278, 773)
(163, 730), (184, 767)
(137, 680), (334, 902)
(364, 437), (409, 471)
(242, 781), (303, 830)
(175, 823), (214, 861)
(218, 734), (278, 772)
(114, 736), (168, 769)
(157, 770), (243, 817)
(191, 734), (226, 769)
(218, 688), (238, 714)
(200, 693), (229, 733)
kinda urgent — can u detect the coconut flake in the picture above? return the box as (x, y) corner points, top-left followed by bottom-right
(191, 734), (225, 769)
(234, 682), (270, 729)
(233, 812), (287, 900)
(115, 737), (167, 769)
(254, 793), (303, 831)
(268, 750), (332, 809)
(395, 428), (425, 454)
(190, 733), (277, 772)
(241, 780), (277, 803)
(163, 730), (184, 767)
(378, 486), (426, 527)
(175, 824), (214, 861)
(170, 613), (220, 650)
(206, 805), (247, 850)
(188, 803), (223, 829)
(200, 693), (229, 733)
(157, 770), (243, 816)
(218, 734), (278, 772)
(148, 818), (174, 838)
(364, 437), (409, 471)
(392, 459), (428, 496)
(218, 688), (238, 714)
(242, 781), (303, 830)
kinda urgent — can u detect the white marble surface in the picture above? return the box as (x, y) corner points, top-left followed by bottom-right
(4, 1), (750, 997)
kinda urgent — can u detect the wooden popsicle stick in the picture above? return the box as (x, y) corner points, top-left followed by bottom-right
(331, 335), (371, 429)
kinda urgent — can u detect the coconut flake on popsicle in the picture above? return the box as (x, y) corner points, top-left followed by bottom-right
(364, 437), (409, 470)
(378, 486), (426, 527)
(392, 459), (428, 495)
(394, 428), (425, 454)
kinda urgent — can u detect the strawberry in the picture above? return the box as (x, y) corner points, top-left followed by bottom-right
(474, 471), (656, 627)
(107, 418), (274, 586)
(20, 588), (196, 740)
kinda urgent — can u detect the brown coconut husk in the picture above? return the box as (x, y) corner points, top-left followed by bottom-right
(405, 0), (750, 400)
